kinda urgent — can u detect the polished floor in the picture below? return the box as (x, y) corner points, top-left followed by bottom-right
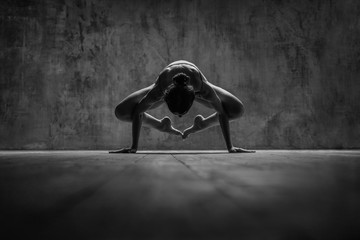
(1, 150), (360, 240)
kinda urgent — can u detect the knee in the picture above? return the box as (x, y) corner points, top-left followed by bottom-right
(115, 104), (131, 122)
(227, 101), (244, 120)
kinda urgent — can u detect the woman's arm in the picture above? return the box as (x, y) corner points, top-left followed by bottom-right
(195, 82), (254, 153)
(109, 85), (163, 154)
(199, 83), (234, 150)
(130, 86), (163, 151)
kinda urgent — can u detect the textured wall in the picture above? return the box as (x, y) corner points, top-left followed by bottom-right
(1, 0), (360, 150)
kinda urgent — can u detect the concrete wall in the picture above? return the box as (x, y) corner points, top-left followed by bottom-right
(1, 0), (360, 150)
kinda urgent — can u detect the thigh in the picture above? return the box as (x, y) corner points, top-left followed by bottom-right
(209, 84), (244, 119)
(148, 100), (165, 110)
(115, 85), (154, 121)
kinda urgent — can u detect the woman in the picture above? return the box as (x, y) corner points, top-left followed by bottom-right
(110, 60), (255, 153)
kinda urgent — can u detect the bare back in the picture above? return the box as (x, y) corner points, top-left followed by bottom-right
(155, 60), (205, 93)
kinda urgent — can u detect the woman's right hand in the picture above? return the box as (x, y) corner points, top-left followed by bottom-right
(109, 148), (137, 154)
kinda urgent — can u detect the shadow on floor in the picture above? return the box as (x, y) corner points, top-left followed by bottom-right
(136, 150), (229, 154)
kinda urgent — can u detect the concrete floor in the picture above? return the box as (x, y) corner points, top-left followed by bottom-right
(0, 150), (360, 240)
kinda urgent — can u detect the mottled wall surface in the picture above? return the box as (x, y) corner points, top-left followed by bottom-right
(1, 0), (360, 149)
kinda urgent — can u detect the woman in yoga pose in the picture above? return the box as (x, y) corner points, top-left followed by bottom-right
(110, 60), (254, 153)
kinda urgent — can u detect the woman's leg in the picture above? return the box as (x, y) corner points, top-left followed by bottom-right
(115, 85), (181, 135)
(183, 84), (244, 137)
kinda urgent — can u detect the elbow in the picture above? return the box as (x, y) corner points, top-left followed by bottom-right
(131, 107), (144, 120)
(132, 112), (144, 122)
(218, 111), (228, 120)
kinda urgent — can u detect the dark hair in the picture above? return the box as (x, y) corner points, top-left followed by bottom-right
(164, 73), (195, 116)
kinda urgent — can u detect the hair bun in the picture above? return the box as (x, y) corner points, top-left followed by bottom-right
(173, 73), (190, 87)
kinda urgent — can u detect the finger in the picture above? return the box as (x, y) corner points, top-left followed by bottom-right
(109, 148), (132, 154)
(242, 149), (256, 153)
(236, 148), (255, 153)
(109, 150), (124, 154)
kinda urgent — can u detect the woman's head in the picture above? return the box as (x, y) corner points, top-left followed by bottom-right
(164, 73), (195, 117)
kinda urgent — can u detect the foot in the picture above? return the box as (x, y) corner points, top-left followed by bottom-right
(182, 115), (206, 139)
(160, 117), (182, 136)
(228, 147), (256, 153)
